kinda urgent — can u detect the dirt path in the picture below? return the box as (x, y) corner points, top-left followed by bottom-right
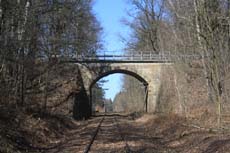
(47, 113), (230, 153)
(46, 116), (104, 153)
(89, 115), (129, 153)
(47, 114), (156, 153)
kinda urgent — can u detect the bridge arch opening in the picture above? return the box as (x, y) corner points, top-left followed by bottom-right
(90, 69), (148, 89)
(90, 69), (149, 114)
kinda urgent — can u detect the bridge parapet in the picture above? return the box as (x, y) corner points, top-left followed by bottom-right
(65, 51), (202, 63)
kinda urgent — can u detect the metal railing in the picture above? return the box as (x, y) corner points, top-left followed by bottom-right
(71, 51), (202, 63)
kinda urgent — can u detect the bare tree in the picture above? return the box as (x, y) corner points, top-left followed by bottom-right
(0, 0), (102, 114)
(124, 0), (230, 127)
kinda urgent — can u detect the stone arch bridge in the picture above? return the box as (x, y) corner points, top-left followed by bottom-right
(61, 52), (200, 120)
(77, 62), (171, 113)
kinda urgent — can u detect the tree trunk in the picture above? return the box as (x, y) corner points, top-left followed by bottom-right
(43, 69), (49, 113)
(193, 0), (212, 102)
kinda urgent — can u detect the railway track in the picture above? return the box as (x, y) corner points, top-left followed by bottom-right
(83, 114), (132, 153)
(83, 116), (105, 153)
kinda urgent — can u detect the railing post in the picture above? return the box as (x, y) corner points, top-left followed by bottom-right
(150, 52), (152, 60)
(141, 52), (143, 61)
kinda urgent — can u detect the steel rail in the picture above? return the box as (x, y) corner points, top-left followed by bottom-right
(83, 115), (133, 153)
(83, 116), (105, 153)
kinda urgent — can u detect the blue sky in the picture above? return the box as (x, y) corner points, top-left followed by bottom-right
(93, 0), (131, 100)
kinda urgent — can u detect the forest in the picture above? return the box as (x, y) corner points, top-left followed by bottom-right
(0, 0), (230, 152)
(116, 0), (230, 126)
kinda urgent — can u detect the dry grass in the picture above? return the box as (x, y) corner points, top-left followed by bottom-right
(0, 104), (77, 153)
(134, 113), (230, 153)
